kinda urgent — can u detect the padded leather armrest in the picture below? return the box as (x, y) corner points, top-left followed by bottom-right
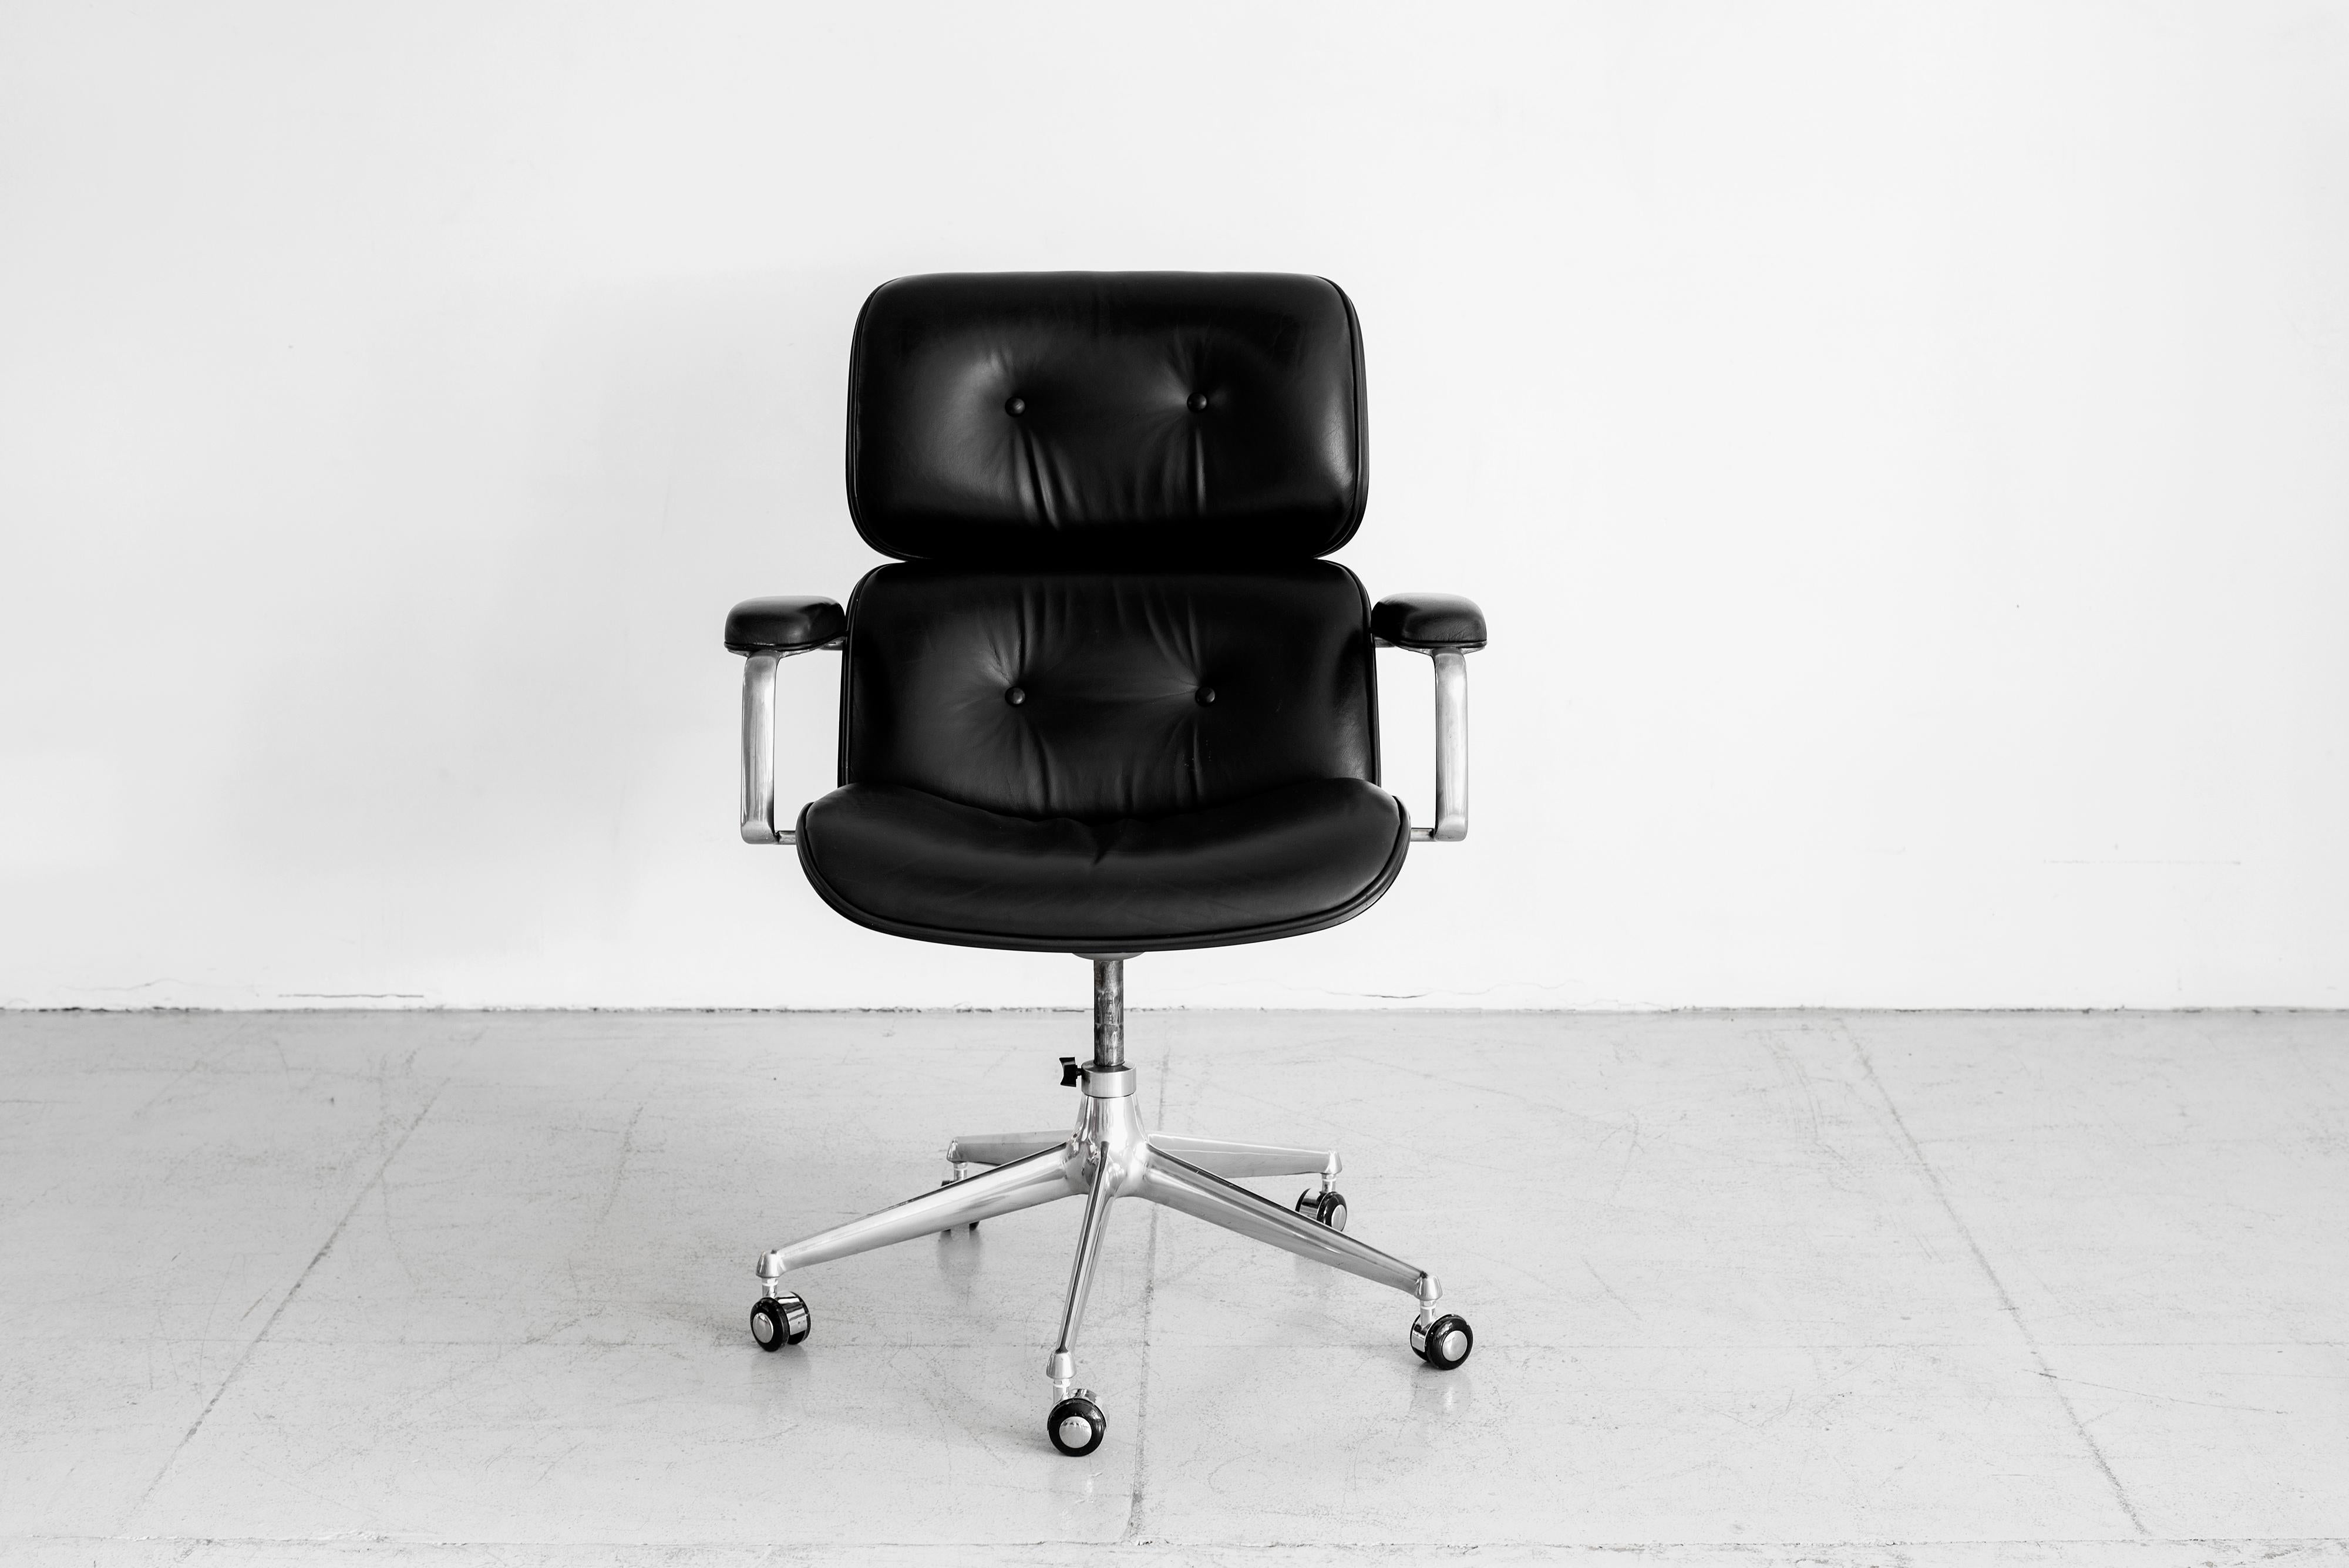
(725, 595), (845, 654)
(1372, 593), (1486, 652)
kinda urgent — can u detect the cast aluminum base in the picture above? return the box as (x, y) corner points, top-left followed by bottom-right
(751, 1043), (1468, 1451)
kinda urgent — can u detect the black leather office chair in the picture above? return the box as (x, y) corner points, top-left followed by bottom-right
(724, 272), (1486, 1456)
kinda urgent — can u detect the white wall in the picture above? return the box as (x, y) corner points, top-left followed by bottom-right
(4, 2), (2345, 1011)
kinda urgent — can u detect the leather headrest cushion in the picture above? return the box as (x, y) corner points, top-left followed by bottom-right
(846, 272), (1367, 564)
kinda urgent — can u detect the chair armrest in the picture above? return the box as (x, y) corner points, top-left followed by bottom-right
(725, 595), (846, 654)
(1375, 593), (1483, 842)
(728, 596), (844, 845)
(1372, 593), (1485, 652)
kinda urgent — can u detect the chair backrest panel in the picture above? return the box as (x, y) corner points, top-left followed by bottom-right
(842, 562), (1377, 822)
(847, 272), (1367, 565)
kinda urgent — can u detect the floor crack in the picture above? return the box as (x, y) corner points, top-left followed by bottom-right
(1840, 1024), (2149, 1536)
(1120, 1036), (1172, 1544)
(116, 1081), (446, 1530)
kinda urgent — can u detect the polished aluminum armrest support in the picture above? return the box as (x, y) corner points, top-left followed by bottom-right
(737, 640), (841, 846)
(1377, 642), (1471, 843)
(1370, 592), (1481, 843)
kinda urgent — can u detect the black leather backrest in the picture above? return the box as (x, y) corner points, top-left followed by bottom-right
(843, 563), (1378, 821)
(847, 272), (1367, 564)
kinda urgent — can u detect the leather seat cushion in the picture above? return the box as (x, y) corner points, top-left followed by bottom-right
(797, 779), (1409, 954)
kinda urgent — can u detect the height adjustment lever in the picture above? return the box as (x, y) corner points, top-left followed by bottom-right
(1059, 1056), (1084, 1088)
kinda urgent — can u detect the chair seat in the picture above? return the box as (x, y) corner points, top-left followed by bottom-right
(796, 779), (1409, 954)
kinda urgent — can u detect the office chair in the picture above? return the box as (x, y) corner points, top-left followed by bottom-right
(723, 272), (1486, 1456)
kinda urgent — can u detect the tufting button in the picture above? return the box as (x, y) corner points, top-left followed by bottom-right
(1196, 685), (1216, 705)
(1186, 392), (1208, 412)
(1005, 686), (1025, 706)
(1005, 396), (1027, 416)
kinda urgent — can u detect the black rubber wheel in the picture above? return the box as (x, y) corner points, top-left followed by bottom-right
(750, 1291), (812, 1351)
(938, 1177), (978, 1233)
(1411, 1312), (1473, 1370)
(1047, 1392), (1106, 1456)
(1294, 1188), (1349, 1231)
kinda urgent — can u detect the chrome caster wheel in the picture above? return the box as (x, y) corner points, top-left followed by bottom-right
(1047, 1391), (1106, 1456)
(937, 1177), (978, 1234)
(750, 1291), (812, 1351)
(1293, 1188), (1348, 1231)
(1411, 1312), (1473, 1370)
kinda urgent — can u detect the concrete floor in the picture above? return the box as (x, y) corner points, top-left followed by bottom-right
(0, 1010), (2344, 1566)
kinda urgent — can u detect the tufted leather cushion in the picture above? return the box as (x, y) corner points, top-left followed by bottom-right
(796, 779), (1408, 954)
(847, 272), (1367, 564)
(839, 561), (1378, 822)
